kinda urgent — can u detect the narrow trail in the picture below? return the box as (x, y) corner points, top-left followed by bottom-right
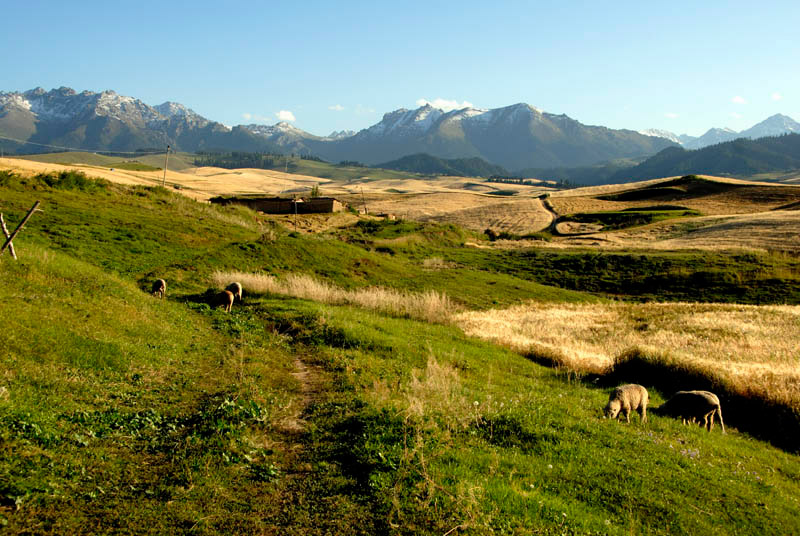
(278, 356), (324, 435)
(540, 197), (559, 233)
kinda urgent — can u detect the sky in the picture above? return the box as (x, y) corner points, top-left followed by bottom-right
(2, 0), (799, 137)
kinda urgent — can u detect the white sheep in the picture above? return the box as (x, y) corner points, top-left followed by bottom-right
(213, 290), (234, 312)
(151, 279), (166, 299)
(656, 390), (725, 433)
(604, 384), (649, 423)
(225, 282), (243, 302)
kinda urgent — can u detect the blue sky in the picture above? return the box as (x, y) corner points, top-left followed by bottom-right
(3, 0), (798, 137)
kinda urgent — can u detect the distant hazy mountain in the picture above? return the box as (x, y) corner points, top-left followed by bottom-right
(376, 153), (509, 177)
(739, 114), (800, 140)
(0, 87), (272, 153)
(609, 133), (800, 182)
(309, 103), (675, 170)
(0, 86), (684, 169)
(639, 129), (683, 145)
(641, 114), (800, 150)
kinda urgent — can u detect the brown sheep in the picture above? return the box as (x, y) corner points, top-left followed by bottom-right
(212, 290), (234, 312)
(225, 282), (243, 302)
(655, 390), (725, 433)
(604, 384), (649, 423)
(151, 279), (166, 299)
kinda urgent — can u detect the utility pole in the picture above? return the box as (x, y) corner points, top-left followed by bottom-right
(293, 194), (298, 231)
(162, 144), (170, 187)
(360, 187), (368, 215)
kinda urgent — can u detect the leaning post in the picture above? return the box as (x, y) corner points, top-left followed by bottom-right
(1, 200), (41, 257)
(0, 214), (17, 259)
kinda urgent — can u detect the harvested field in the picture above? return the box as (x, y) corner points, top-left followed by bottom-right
(550, 175), (800, 216)
(542, 210), (800, 253)
(454, 302), (800, 409)
(354, 192), (554, 234)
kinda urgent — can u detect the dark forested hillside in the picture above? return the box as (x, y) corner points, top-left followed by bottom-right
(609, 133), (800, 182)
(376, 153), (509, 177)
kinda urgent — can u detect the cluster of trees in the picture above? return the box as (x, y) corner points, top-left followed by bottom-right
(193, 151), (325, 169)
(487, 176), (537, 185)
(609, 133), (800, 182)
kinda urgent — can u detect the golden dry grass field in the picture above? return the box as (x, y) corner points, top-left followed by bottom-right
(454, 302), (800, 409)
(4, 157), (800, 250)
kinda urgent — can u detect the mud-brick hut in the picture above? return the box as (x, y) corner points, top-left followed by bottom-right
(296, 197), (344, 214)
(210, 195), (345, 214)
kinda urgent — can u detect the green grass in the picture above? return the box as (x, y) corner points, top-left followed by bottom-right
(3, 168), (800, 533)
(254, 298), (800, 535)
(441, 246), (800, 304)
(557, 207), (701, 232)
(106, 161), (161, 171)
(14, 151), (196, 171)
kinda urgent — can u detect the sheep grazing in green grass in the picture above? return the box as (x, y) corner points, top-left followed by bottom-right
(151, 279), (166, 299)
(226, 282), (243, 302)
(213, 290), (234, 312)
(604, 384), (649, 423)
(655, 390), (725, 433)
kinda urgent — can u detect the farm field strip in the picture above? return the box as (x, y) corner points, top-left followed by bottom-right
(454, 302), (800, 408)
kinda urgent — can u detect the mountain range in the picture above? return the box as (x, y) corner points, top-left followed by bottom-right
(639, 114), (800, 150)
(2, 87), (798, 174)
(1, 86), (674, 170)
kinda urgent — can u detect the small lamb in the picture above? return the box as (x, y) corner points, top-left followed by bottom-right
(213, 290), (234, 312)
(655, 390), (725, 433)
(604, 384), (649, 423)
(225, 282), (243, 302)
(151, 279), (166, 299)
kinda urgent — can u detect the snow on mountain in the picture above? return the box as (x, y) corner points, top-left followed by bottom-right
(639, 128), (683, 145)
(683, 127), (738, 150)
(325, 130), (355, 140)
(739, 114), (800, 140)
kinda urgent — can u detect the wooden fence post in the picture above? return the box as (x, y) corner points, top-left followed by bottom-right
(0, 214), (17, 260)
(1, 201), (41, 258)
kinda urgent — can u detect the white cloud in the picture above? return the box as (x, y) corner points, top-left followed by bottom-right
(276, 110), (296, 122)
(771, 92), (783, 101)
(355, 104), (376, 115)
(730, 112), (743, 119)
(241, 112), (274, 123)
(731, 95), (747, 104)
(416, 97), (474, 111)
(664, 112), (678, 119)
(328, 104), (345, 111)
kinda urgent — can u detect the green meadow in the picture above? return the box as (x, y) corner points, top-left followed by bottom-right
(2, 169), (799, 534)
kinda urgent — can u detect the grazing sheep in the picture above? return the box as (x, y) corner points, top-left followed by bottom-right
(604, 384), (649, 423)
(212, 290), (234, 312)
(225, 282), (243, 302)
(655, 390), (725, 433)
(151, 279), (166, 299)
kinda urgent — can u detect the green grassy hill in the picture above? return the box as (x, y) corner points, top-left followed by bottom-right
(14, 151), (197, 171)
(2, 169), (800, 534)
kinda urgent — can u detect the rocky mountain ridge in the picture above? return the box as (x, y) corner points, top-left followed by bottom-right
(4, 86), (795, 171)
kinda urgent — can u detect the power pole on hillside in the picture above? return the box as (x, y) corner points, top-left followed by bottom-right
(162, 144), (170, 187)
(361, 187), (368, 215)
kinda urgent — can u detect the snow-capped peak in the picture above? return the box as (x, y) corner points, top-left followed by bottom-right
(639, 128), (682, 144)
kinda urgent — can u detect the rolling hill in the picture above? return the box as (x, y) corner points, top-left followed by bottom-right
(2, 167), (800, 534)
(375, 153), (509, 177)
(610, 133), (800, 183)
